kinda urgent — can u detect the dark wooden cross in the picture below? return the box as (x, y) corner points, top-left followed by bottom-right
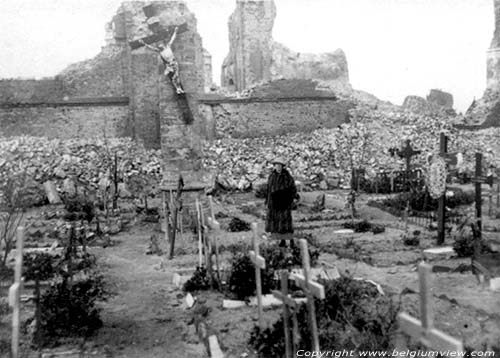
(396, 139), (421, 191)
(471, 152), (487, 248)
(437, 133), (448, 245)
(398, 262), (463, 353)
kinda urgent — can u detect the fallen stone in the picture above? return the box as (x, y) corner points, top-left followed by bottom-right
(299, 192), (325, 206)
(172, 273), (182, 288)
(118, 182), (133, 198)
(334, 229), (355, 235)
(222, 300), (246, 309)
(208, 335), (224, 358)
(423, 247), (456, 260)
(490, 277), (500, 292)
(185, 293), (195, 309)
(62, 178), (77, 196)
(43, 181), (62, 204)
(249, 294), (282, 307)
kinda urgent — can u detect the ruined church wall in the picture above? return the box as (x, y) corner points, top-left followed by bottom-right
(200, 97), (353, 139)
(0, 104), (128, 139)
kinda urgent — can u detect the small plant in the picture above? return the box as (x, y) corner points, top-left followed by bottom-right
(249, 277), (401, 357)
(227, 253), (275, 300)
(37, 275), (107, 346)
(254, 182), (268, 199)
(183, 266), (211, 292)
(227, 217), (251, 232)
(62, 195), (95, 222)
(402, 230), (420, 246)
(0, 174), (27, 268)
(342, 220), (385, 234)
(451, 215), (488, 257)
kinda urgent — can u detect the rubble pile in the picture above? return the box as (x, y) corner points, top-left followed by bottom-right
(203, 129), (338, 190)
(204, 104), (500, 191)
(0, 136), (162, 196)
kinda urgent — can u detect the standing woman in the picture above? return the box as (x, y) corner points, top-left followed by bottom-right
(265, 157), (298, 244)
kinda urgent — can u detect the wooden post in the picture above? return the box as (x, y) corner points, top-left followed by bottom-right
(208, 195), (215, 221)
(250, 223), (266, 330)
(301, 239), (320, 352)
(207, 217), (222, 287)
(437, 133), (447, 245)
(195, 198), (203, 267)
(290, 239), (325, 352)
(9, 227), (24, 358)
(398, 262), (463, 352)
(272, 270), (294, 358)
(475, 153), (482, 240)
(162, 191), (170, 244)
(169, 177), (184, 259)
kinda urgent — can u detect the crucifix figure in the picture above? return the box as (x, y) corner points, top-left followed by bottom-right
(140, 26), (185, 94)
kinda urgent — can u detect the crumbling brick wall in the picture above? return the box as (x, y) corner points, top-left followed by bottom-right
(200, 96), (353, 139)
(0, 104), (128, 139)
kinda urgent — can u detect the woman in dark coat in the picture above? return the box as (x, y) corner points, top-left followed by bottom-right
(265, 157), (298, 237)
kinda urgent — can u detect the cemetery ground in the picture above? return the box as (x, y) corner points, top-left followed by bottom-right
(1, 185), (500, 358)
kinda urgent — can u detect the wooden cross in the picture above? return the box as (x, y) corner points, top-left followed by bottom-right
(272, 270), (300, 358)
(250, 223), (266, 330)
(9, 227), (24, 358)
(398, 262), (463, 353)
(290, 239), (325, 352)
(207, 215), (222, 288)
(436, 133), (448, 245)
(397, 139), (421, 190)
(195, 198), (203, 267)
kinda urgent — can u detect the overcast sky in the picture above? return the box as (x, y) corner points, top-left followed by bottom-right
(0, 0), (494, 112)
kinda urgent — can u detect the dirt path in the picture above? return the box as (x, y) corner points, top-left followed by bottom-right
(90, 223), (206, 358)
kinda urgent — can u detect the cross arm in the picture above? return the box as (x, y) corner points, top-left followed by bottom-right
(272, 290), (298, 309)
(398, 312), (463, 352)
(290, 273), (325, 299)
(249, 251), (266, 269)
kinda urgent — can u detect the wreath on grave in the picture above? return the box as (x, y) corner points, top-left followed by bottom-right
(425, 155), (447, 199)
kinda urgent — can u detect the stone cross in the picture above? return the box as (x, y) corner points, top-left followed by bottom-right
(250, 223), (266, 330)
(290, 239), (325, 352)
(272, 270), (300, 358)
(398, 262), (463, 353)
(9, 227), (24, 358)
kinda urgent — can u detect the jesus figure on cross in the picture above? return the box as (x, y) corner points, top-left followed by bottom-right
(140, 26), (185, 94)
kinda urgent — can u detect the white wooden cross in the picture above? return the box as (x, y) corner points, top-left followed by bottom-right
(272, 270), (300, 358)
(9, 227), (24, 358)
(290, 239), (325, 352)
(207, 216), (222, 286)
(250, 223), (266, 330)
(398, 262), (463, 353)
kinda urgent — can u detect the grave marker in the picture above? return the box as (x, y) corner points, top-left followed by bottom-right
(437, 133), (448, 245)
(195, 198), (204, 267)
(9, 227), (24, 358)
(250, 223), (266, 330)
(290, 239), (325, 352)
(398, 262), (463, 352)
(207, 216), (222, 286)
(272, 270), (298, 358)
